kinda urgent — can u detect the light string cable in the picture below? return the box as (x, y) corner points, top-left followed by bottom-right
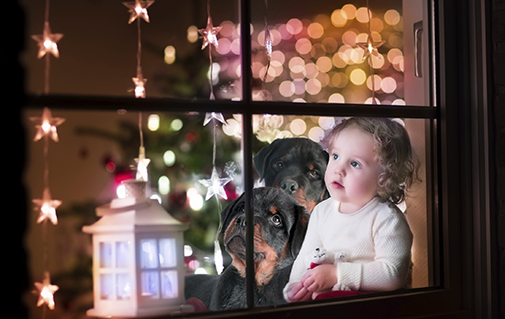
(366, 0), (376, 104)
(262, 0), (272, 100)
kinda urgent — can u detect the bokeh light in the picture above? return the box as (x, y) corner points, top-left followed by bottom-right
(163, 150), (176, 166)
(307, 22), (324, 39)
(331, 9), (347, 27)
(308, 126), (325, 142)
(171, 119), (183, 131)
(384, 9), (401, 26)
(147, 114), (160, 131)
(158, 176), (170, 195)
(290, 118), (307, 135)
(356, 7), (371, 23)
(187, 25), (199, 43)
(286, 18), (303, 35)
(164, 45), (176, 64)
(350, 68), (366, 85)
(295, 38), (313, 55)
(381, 76), (397, 93)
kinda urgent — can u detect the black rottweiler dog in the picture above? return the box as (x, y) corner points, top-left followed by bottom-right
(185, 187), (309, 310)
(254, 137), (329, 213)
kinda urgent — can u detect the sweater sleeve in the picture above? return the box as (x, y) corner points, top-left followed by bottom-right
(283, 205), (324, 298)
(335, 208), (413, 292)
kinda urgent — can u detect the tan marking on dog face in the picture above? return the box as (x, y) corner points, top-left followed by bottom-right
(269, 206), (278, 214)
(224, 216), (247, 277)
(254, 224), (279, 286)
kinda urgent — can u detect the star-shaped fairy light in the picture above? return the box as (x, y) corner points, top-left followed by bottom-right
(356, 33), (386, 61)
(135, 146), (151, 181)
(199, 167), (232, 200)
(30, 107), (66, 142)
(34, 272), (59, 310)
(33, 188), (61, 225)
(198, 16), (222, 50)
(123, 0), (154, 24)
(132, 76), (147, 98)
(31, 22), (64, 59)
(203, 112), (226, 126)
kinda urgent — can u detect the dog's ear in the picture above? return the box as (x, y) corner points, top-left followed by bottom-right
(289, 204), (310, 258)
(220, 192), (246, 234)
(253, 140), (278, 182)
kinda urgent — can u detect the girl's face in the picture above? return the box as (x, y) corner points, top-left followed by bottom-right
(324, 126), (382, 214)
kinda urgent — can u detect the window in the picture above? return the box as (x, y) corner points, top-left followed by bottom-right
(21, 0), (494, 318)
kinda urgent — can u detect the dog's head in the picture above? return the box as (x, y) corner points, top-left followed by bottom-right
(254, 137), (329, 212)
(221, 187), (309, 286)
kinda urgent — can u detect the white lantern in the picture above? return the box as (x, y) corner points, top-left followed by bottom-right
(82, 180), (193, 317)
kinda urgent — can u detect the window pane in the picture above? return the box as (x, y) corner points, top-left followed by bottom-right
(99, 242), (113, 268)
(141, 271), (160, 299)
(100, 274), (114, 300)
(159, 238), (177, 268)
(140, 239), (158, 269)
(161, 270), (179, 299)
(116, 241), (130, 268)
(116, 274), (131, 300)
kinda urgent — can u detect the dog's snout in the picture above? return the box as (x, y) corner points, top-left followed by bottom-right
(235, 214), (247, 227)
(280, 180), (299, 194)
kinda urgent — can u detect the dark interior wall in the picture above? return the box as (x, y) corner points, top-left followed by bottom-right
(492, 0), (505, 316)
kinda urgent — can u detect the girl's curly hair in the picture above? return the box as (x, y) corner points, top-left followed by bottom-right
(321, 117), (420, 204)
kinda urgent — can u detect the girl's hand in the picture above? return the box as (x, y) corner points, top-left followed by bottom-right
(286, 282), (312, 302)
(301, 264), (338, 293)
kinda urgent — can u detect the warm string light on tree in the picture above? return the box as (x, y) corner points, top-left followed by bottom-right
(30, 0), (64, 312)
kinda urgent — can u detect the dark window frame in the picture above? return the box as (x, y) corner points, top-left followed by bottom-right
(22, 0), (497, 317)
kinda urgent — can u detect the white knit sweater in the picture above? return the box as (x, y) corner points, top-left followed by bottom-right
(285, 196), (413, 297)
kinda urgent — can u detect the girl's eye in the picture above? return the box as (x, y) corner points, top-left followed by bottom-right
(333, 154), (339, 160)
(350, 161), (361, 168)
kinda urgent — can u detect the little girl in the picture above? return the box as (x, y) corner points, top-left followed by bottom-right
(284, 117), (418, 302)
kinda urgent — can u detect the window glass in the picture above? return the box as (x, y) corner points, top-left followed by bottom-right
(20, 0), (432, 107)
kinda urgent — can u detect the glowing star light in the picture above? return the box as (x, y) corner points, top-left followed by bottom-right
(31, 22), (64, 59)
(356, 33), (386, 61)
(199, 167), (232, 200)
(203, 112), (225, 126)
(132, 76), (147, 98)
(30, 107), (65, 142)
(33, 188), (61, 225)
(135, 146), (151, 181)
(123, 0), (154, 24)
(198, 16), (222, 50)
(34, 272), (59, 310)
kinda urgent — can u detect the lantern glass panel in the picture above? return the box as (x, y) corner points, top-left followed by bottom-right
(99, 242), (113, 268)
(141, 271), (160, 298)
(140, 239), (159, 269)
(159, 238), (177, 268)
(116, 241), (130, 268)
(100, 274), (113, 300)
(161, 270), (178, 299)
(116, 274), (131, 300)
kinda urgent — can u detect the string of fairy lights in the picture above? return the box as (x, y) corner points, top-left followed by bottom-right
(29, 0), (64, 314)
(26, 0), (388, 312)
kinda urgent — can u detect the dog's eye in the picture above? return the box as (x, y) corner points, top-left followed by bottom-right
(273, 161), (284, 170)
(270, 214), (283, 227)
(308, 169), (319, 178)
